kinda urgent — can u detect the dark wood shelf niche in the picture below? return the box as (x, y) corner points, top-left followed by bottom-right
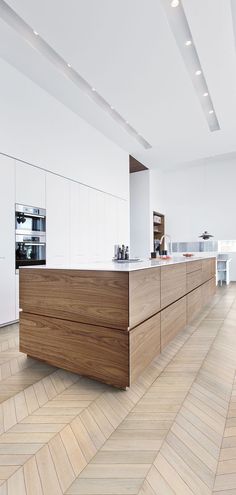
(153, 211), (165, 252)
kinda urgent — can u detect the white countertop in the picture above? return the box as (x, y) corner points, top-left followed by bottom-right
(20, 254), (217, 272)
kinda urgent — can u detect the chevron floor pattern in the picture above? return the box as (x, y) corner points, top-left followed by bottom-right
(0, 285), (235, 494)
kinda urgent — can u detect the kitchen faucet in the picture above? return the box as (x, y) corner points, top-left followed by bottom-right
(160, 234), (172, 255)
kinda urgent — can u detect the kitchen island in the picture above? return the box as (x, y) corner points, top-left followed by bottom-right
(19, 256), (216, 388)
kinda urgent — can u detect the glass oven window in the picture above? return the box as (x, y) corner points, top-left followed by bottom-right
(15, 214), (46, 233)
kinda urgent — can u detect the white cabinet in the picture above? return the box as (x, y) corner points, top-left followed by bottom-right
(70, 182), (89, 264)
(15, 162), (46, 208)
(217, 255), (231, 285)
(70, 185), (128, 263)
(118, 199), (129, 247)
(46, 173), (70, 267)
(0, 156), (16, 325)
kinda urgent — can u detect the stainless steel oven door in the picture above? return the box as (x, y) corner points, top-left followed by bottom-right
(15, 204), (46, 235)
(15, 234), (46, 269)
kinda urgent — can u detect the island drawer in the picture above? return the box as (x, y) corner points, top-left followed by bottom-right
(202, 259), (216, 283)
(187, 286), (202, 323)
(161, 296), (187, 351)
(186, 260), (202, 273)
(187, 269), (202, 292)
(161, 263), (186, 309)
(129, 268), (161, 328)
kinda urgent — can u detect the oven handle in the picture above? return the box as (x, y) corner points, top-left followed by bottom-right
(17, 213), (46, 219)
(23, 243), (46, 246)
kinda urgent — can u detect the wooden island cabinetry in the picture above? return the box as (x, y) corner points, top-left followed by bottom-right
(19, 257), (216, 388)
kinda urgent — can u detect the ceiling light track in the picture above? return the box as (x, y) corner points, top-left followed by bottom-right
(161, 0), (220, 132)
(0, 0), (152, 150)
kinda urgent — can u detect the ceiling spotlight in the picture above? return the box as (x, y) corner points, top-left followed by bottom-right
(203, 92), (209, 97)
(33, 30), (39, 36)
(110, 106), (114, 110)
(209, 109), (214, 114)
(171, 0), (179, 7)
(67, 63), (72, 68)
(185, 40), (192, 46)
(91, 87), (96, 92)
(195, 70), (202, 76)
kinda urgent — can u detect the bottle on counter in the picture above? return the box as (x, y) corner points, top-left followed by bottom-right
(125, 246), (129, 260)
(114, 244), (119, 260)
(121, 245), (125, 260)
(118, 247), (122, 260)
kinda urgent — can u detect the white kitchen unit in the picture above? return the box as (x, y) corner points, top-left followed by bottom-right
(217, 255), (231, 285)
(46, 173), (70, 267)
(70, 182), (90, 264)
(0, 156), (16, 325)
(15, 162), (46, 208)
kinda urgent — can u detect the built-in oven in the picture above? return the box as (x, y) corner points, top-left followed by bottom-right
(15, 204), (46, 235)
(15, 234), (46, 269)
(15, 204), (46, 269)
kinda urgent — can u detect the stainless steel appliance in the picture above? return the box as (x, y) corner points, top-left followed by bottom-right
(15, 204), (46, 268)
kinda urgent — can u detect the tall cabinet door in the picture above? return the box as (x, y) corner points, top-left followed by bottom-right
(0, 156), (15, 325)
(15, 162), (46, 208)
(70, 182), (90, 264)
(46, 173), (70, 267)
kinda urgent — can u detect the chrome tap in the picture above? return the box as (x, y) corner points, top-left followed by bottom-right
(160, 234), (172, 255)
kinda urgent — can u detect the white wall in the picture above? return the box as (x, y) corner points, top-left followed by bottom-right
(130, 171), (150, 259)
(130, 169), (166, 259)
(149, 169), (166, 251)
(163, 158), (236, 279)
(0, 57), (129, 200)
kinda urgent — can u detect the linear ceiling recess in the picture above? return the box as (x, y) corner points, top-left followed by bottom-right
(161, 0), (220, 132)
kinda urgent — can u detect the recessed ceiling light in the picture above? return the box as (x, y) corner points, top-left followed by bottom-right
(203, 92), (209, 97)
(171, 0), (179, 7)
(195, 70), (202, 76)
(91, 87), (96, 92)
(209, 110), (214, 114)
(67, 63), (71, 68)
(33, 30), (39, 36)
(185, 40), (192, 46)
(110, 106), (114, 110)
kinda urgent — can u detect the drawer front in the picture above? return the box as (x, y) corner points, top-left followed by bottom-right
(187, 270), (202, 292)
(186, 260), (202, 273)
(161, 263), (186, 309)
(187, 286), (202, 323)
(20, 312), (129, 389)
(161, 296), (187, 351)
(129, 268), (161, 328)
(130, 312), (161, 384)
(202, 278), (216, 305)
(202, 258), (216, 283)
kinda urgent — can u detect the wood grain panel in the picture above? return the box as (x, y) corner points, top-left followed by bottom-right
(20, 313), (129, 389)
(186, 260), (202, 273)
(129, 313), (160, 385)
(161, 263), (186, 309)
(19, 269), (129, 331)
(202, 278), (216, 305)
(202, 258), (216, 283)
(129, 268), (161, 328)
(129, 155), (148, 173)
(187, 270), (202, 292)
(161, 297), (187, 351)
(187, 286), (202, 323)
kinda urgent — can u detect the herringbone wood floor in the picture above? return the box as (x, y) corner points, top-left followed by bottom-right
(0, 285), (236, 494)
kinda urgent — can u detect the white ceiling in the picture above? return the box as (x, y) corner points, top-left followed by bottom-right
(1, 0), (236, 170)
